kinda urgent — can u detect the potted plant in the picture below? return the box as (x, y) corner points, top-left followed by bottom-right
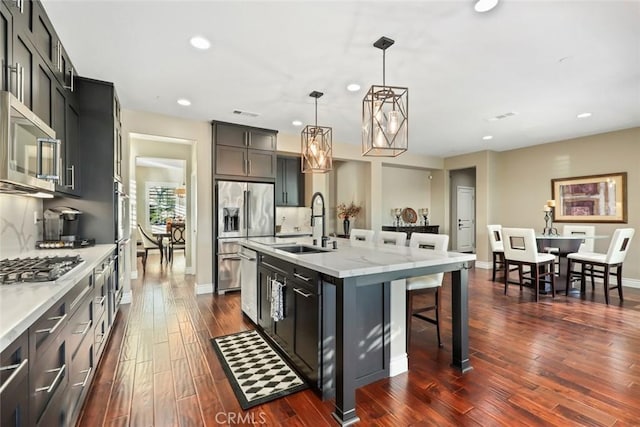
(337, 202), (362, 236)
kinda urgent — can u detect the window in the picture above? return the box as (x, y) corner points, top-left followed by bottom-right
(146, 182), (186, 227)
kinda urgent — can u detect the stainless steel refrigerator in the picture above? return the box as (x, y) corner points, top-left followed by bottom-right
(216, 180), (274, 294)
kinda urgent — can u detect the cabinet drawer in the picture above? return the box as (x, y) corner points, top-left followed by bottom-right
(66, 297), (93, 359)
(0, 332), (29, 427)
(31, 299), (67, 357)
(67, 272), (93, 317)
(94, 271), (108, 320)
(67, 334), (94, 424)
(32, 335), (66, 425)
(94, 311), (108, 361)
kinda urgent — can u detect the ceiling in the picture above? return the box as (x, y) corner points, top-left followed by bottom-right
(42, 1), (640, 158)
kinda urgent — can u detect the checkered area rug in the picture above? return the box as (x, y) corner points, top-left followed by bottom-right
(211, 330), (308, 409)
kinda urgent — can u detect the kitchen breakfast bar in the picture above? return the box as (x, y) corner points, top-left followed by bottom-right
(241, 237), (476, 426)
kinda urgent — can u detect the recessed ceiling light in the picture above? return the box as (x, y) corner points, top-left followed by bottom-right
(189, 36), (211, 50)
(177, 99), (191, 106)
(475, 0), (499, 12)
(292, 120), (303, 126)
(482, 135), (493, 140)
(577, 112), (592, 119)
(347, 83), (361, 92)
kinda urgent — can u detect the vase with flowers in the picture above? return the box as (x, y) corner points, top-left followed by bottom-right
(337, 202), (362, 236)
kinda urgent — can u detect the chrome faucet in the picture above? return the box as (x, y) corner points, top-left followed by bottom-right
(310, 191), (328, 247)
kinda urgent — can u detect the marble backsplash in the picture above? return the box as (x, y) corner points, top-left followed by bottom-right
(0, 194), (42, 258)
(276, 206), (312, 235)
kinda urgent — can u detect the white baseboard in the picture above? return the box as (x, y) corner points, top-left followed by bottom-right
(475, 261), (491, 270)
(186, 266), (195, 275)
(623, 278), (640, 289)
(120, 290), (132, 305)
(389, 353), (408, 376)
(195, 283), (214, 295)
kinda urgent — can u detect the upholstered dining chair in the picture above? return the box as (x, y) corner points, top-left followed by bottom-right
(487, 224), (506, 281)
(137, 224), (162, 271)
(563, 225), (596, 253)
(566, 228), (634, 304)
(349, 229), (375, 243)
(169, 223), (186, 263)
(502, 227), (556, 302)
(376, 230), (407, 246)
(405, 232), (449, 349)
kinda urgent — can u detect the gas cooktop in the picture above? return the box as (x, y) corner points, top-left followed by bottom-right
(0, 255), (83, 285)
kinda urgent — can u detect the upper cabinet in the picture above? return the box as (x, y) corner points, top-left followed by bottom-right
(213, 121), (277, 179)
(2, 0), (80, 196)
(276, 156), (304, 207)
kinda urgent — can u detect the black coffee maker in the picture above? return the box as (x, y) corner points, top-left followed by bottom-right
(44, 207), (82, 241)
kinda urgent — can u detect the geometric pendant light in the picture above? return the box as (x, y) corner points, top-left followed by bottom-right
(362, 36), (408, 157)
(302, 91), (333, 173)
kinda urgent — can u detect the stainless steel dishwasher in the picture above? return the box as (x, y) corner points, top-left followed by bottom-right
(239, 246), (258, 323)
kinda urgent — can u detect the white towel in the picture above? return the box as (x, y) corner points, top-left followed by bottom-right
(270, 279), (285, 322)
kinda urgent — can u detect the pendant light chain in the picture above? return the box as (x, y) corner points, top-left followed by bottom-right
(382, 48), (386, 87)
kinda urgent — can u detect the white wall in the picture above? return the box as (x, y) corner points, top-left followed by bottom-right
(381, 165), (432, 226)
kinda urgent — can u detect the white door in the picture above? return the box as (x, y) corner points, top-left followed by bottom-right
(456, 186), (475, 252)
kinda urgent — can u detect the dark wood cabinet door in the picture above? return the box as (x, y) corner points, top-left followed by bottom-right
(0, 2), (12, 92)
(0, 332), (29, 427)
(216, 145), (247, 176)
(283, 157), (302, 206)
(12, 32), (33, 107)
(32, 1), (54, 71)
(248, 128), (276, 151)
(6, 0), (32, 34)
(215, 123), (247, 148)
(273, 281), (294, 352)
(64, 101), (80, 194)
(33, 57), (52, 126)
(247, 149), (276, 178)
(293, 281), (319, 379)
(275, 157), (286, 205)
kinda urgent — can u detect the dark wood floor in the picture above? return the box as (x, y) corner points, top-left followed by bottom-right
(78, 255), (640, 426)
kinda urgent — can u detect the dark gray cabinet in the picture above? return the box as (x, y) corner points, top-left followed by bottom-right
(276, 156), (303, 206)
(0, 331), (29, 427)
(1, 2), (13, 92)
(213, 121), (277, 179)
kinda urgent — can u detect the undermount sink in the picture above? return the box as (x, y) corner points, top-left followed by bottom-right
(275, 245), (330, 254)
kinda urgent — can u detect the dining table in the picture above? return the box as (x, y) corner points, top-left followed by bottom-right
(535, 234), (606, 294)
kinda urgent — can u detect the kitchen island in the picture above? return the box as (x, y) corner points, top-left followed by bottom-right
(241, 237), (476, 426)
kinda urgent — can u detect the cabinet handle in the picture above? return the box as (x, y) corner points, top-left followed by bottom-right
(65, 165), (75, 189)
(247, 133), (252, 147)
(96, 333), (104, 344)
(70, 285), (93, 312)
(56, 41), (62, 72)
(0, 358), (28, 395)
(35, 364), (66, 393)
(17, 62), (24, 103)
(293, 272), (311, 282)
(95, 295), (106, 306)
(35, 313), (67, 335)
(293, 288), (312, 298)
(238, 252), (256, 261)
(73, 367), (92, 388)
(248, 160), (252, 175)
(36, 138), (61, 181)
(261, 262), (287, 275)
(64, 67), (75, 91)
(73, 320), (92, 336)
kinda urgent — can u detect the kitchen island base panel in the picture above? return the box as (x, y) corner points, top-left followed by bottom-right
(451, 266), (473, 373)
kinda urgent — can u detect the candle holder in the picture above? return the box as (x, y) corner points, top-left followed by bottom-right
(419, 208), (429, 226)
(394, 208), (402, 227)
(543, 207), (558, 236)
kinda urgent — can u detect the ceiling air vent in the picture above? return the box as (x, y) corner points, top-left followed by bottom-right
(233, 109), (260, 118)
(487, 111), (518, 122)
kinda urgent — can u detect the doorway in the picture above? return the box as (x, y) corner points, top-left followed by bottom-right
(450, 168), (476, 253)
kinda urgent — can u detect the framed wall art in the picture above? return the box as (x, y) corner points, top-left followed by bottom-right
(551, 172), (627, 223)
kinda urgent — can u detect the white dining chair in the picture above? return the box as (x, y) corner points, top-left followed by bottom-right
(406, 232), (449, 349)
(487, 224), (505, 282)
(566, 228), (634, 304)
(502, 227), (556, 302)
(349, 229), (375, 243)
(376, 230), (407, 246)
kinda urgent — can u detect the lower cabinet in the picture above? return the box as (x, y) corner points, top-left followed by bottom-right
(0, 250), (118, 427)
(0, 332), (30, 427)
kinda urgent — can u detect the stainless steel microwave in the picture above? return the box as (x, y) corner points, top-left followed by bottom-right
(0, 91), (61, 194)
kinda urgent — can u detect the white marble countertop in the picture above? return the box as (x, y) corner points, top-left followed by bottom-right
(241, 236), (476, 278)
(0, 244), (116, 352)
